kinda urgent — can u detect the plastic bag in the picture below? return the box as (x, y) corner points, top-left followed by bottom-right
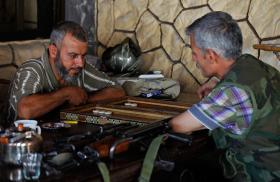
(122, 78), (181, 99)
(102, 38), (141, 74)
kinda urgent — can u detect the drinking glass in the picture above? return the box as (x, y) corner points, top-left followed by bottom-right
(21, 153), (42, 180)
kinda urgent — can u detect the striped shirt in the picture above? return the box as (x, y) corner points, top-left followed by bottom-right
(8, 50), (117, 122)
(189, 85), (253, 135)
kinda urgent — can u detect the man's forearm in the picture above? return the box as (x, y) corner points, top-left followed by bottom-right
(88, 86), (126, 103)
(170, 111), (205, 133)
(17, 86), (125, 119)
(17, 89), (68, 119)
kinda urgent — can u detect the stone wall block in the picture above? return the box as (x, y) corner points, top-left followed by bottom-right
(0, 44), (13, 65)
(107, 32), (136, 48)
(0, 66), (17, 80)
(136, 11), (161, 52)
(174, 7), (211, 45)
(259, 40), (280, 71)
(208, 0), (249, 20)
(239, 22), (259, 57)
(141, 49), (172, 77)
(161, 24), (184, 61)
(172, 63), (200, 93)
(114, 0), (147, 30)
(181, 0), (207, 8)
(149, 0), (182, 23)
(12, 41), (45, 66)
(181, 47), (207, 84)
(249, 0), (280, 38)
(97, 0), (114, 45)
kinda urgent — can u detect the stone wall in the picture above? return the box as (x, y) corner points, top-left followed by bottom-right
(96, 0), (280, 93)
(0, 0), (279, 94)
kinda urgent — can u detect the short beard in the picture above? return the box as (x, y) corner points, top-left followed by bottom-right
(54, 51), (81, 85)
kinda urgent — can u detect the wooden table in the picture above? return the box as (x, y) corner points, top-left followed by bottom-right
(0, 96), (222, 182)
(0, 123), (213, 182)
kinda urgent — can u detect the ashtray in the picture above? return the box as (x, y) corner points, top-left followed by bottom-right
(41, 122), (71, 130)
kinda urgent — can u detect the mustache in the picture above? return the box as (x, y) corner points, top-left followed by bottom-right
(70, 67), (83, 73)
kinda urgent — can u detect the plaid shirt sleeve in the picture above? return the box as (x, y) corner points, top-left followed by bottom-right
(189, 85), (253, 135)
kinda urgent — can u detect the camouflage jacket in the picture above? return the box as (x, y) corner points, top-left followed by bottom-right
(212, 54), (280, 181)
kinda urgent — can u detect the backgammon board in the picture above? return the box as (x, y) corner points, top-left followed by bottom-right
(60, 96), (191, 125)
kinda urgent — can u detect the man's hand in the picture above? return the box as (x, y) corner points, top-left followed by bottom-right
(62, 86), (88, 106)
(197, 77), (219, 99)
(88, 86), (125, 103)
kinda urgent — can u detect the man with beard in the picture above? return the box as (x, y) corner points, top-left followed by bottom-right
(7, 21), (125, 122)
(170, 12), (280, 181)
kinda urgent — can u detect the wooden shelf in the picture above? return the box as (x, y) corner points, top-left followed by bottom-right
(253, 44), (280, 61)
(253, 44), (280, 52)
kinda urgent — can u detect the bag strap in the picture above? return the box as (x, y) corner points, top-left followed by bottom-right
(138, 134), (166, 182)
(97, 161), (110, 182)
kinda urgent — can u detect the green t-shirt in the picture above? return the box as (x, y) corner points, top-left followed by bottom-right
(8, 50), (117, 122)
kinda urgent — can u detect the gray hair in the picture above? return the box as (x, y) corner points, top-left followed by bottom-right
(50, 21), (88, 48)
(186, 11), (242, 60)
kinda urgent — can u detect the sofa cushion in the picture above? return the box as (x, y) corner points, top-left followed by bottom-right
(0, 39), (49, 81)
